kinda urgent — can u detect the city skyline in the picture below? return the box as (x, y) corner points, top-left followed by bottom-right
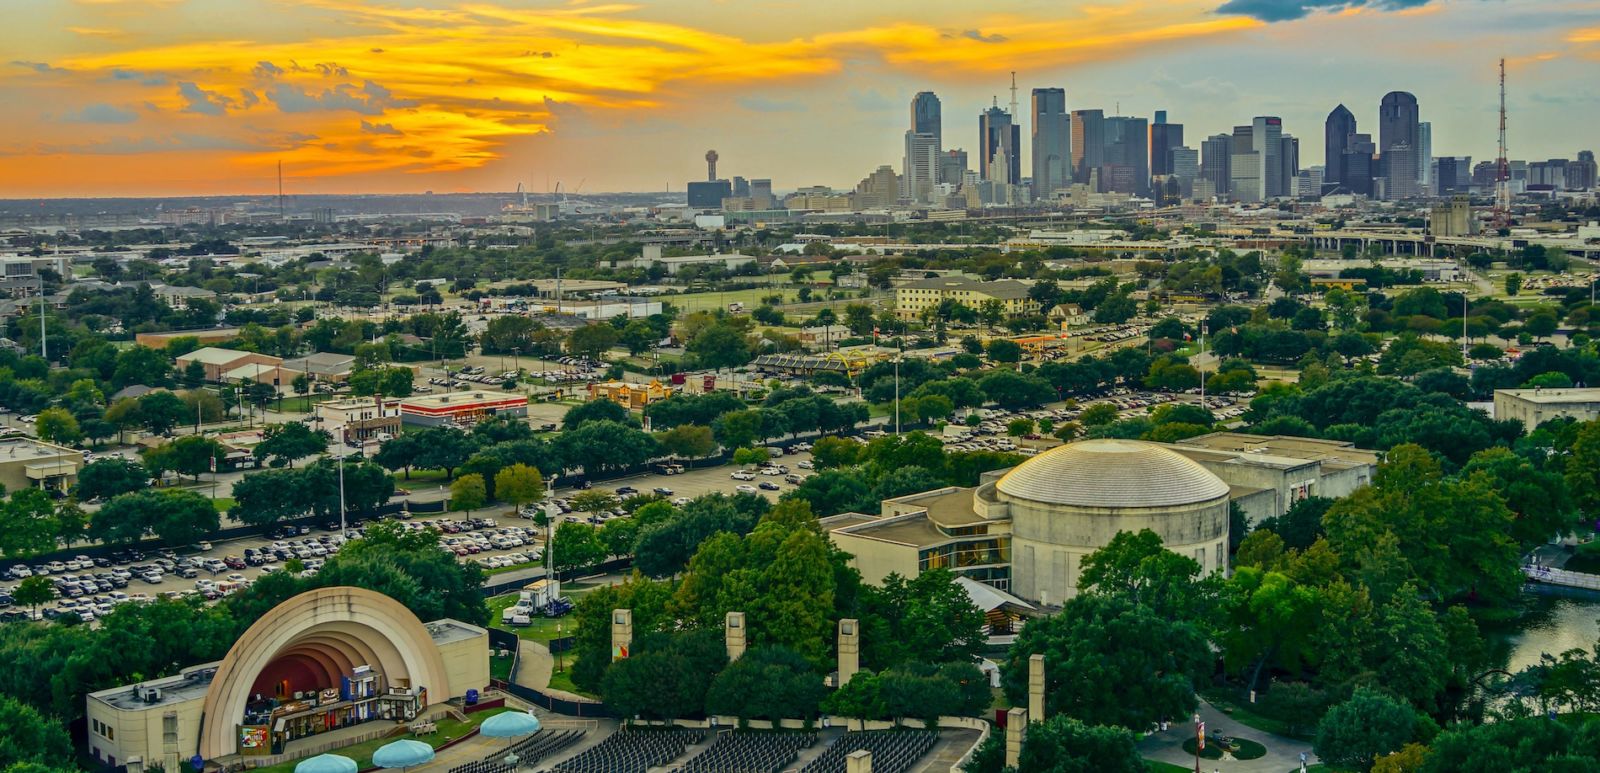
(1, 0), (1598, 198)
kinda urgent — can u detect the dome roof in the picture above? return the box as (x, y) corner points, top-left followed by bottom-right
(995, 439), (1229, 509)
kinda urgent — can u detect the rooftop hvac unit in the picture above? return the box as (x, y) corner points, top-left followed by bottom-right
(139, 686), (163, 703)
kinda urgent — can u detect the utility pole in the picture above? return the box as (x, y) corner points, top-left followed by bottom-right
(37, 275), (46, 361)
(338, 452), (347, 537)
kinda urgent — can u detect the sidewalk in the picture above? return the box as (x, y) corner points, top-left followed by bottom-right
(1138, 700), (1316, 773)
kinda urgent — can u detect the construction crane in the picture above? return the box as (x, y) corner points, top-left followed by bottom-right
(1495, 57), (1512, 226)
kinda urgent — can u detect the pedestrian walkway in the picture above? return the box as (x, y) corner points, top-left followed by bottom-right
(1138, 700), (1316, 773)
(514, 638), (600, 703)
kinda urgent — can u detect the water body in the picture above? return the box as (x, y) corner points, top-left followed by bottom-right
(1498, 593), (1600, 672)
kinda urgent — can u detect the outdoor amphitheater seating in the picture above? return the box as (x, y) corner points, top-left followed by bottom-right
(549, 727), (704, 773)
(447, 727), (586, 773)
(677, 730), (817, 773)
(798, 730), (939, 773)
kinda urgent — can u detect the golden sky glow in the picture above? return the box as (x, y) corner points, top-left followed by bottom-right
(0, 0), (1595, 197)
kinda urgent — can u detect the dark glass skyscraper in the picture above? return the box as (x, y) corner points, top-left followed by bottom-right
(980, 105), (1020, 185)
(1031, 88), (1070, 198)
(1324, 104), (1356, 187)
(1379, 91), (1419, 164)
(911, 92), (942, 159)
(1150, 109), (1183, 178)
(1070, 109), (1104, 185)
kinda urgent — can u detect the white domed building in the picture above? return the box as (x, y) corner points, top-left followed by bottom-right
(988, 440), (1230, 604)
(825, 433), (1377, 608)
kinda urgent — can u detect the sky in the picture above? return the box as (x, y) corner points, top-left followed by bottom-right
(1, 0), (1598, 198)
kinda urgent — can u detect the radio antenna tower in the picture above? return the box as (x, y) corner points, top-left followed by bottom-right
(277, 160), (285, 220)
(1008, 71), (1018, 117)
(1495, 58), (1511, 220)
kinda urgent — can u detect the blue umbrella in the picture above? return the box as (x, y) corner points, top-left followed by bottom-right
(294, 755), (358, 773)
(480, 711), (541, 739)
(371, 739), (436, 770)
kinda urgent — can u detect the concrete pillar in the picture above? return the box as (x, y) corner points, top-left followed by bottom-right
(611, 609), (632, 660)
(845, 749), (872, 773)
(837, 618), (860, 686)
(1005, 708), (1027, 769)
(725, 612), (746, 662)
(1028, 654), (1045, 723)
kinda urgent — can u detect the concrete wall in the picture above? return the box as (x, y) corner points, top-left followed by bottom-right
(1495, 391), (1600, 430)
(437, 629), (491, 701)
(1009, 495), (1229, 605)
(830, 532), (920, 586)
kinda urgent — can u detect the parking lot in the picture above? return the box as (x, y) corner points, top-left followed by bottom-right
(0, 446), (817, 624)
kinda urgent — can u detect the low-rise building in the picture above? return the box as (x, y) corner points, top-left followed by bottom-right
(1495, 387), (1600, 429)
(315, 397), (403, 444)
(894, 276), (1038, 322)
(0, 437), (84, 493)
(587, 380), (673, 411)
(135, 328), (243, 350)
(176, 347), (283, 382)
(1168, 432), (1378, 525)
(398, 391), (528, 427)
(281, 353), (357, 384)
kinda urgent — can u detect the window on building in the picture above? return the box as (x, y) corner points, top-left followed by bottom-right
(163, 712), (178, 744)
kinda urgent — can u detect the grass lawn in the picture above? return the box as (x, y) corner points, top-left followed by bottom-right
(1146, 762), (1194, 773)
(486, 584), (599, 642)
(669, 286), (794, 314)
(546, 668), (592, 698)
(394, 468), (451, 485)
(246, 706), (514, 773)
(1200, 688), (1315, 740)
(490, 651), (515, 681)
(212, 497), (236, 514)
(271, 394), (333, 414)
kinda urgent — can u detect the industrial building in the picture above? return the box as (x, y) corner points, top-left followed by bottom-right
(85, 587), (487, 770)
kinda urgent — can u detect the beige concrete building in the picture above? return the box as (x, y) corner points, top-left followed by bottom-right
(1494, 388), (1600, 429)
(315, 397), (403, 444)
(86, 587), (488, 770)
(894, 276), (1038, 322)
(1169, 432), (1377, 526)
(0, 437), (84, 493)
(827, 434), (1379, 607)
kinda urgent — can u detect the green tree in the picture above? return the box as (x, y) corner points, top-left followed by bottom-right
(1505, 272), (1523, 296)
(12, 576), (55, 618)
(1006, 417), (1035, 437)
(450, 473), (487, 514)
(687, 324), (754, 370)
(253, 422), (331, 468)
(32, 408), (80, 446)
(1079, 403), (1119, 426)
(987, 338), (1022, 364)
(373, 433), (424, 479)
(1078, 529), (1211, 622)
(655, 424), (717, 459)
(0, 693), (74, 768)
(567, 323), (620, 360)
(563, 398), (634, 431)
(103, 396), (142, 442)
(182, 359), (209, 388)
(556, 420), (660, 475)
(1314, 688), (1422, 772)
(72, 457), (150, 501)
(412, 426), (475, 479)
(142, 435), (226, 481)
(977, 370), (1055, 409)
(859, 569), (986, 669)
(231, 468), (310, 529)
(137, 390), (188, 435)
(552, 520), (608, 573)
(705, 645), (827, 722)
(1004, 593), (1209, 729)
(1010, 716), (1148, 773)
(88, 489), (219, 546)
(494, 463), (545, 512)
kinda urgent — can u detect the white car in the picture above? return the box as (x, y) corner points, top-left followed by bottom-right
(798, 460), (814, 469)
(730, 471), (756, 481)
(760, 468), (783, 476)
(735, 484), (759, 494)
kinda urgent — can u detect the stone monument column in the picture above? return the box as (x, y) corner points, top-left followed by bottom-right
(837, 618), (860, 686)
(1029, 654), (1045, 723)
(611, 609), (632, 660)
(1005, 708), (1028, 769)
(725, 612), (747, 662)
(846, 749), (872, 773)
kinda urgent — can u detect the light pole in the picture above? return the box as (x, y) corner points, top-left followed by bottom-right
(337, 451), (348, 536)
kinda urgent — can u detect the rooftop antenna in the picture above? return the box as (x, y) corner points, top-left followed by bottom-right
(1008, 71), (1018, 117)
(1495, 57), (1511, 222)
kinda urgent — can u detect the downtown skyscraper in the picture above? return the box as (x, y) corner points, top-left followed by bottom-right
(1324, 104), (1357, 189)
(1031, 88), (1070, 199)
(1150, 110), (1183, 177)
(903, 92), (942, 203)
(980, 103), (1021, 185)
